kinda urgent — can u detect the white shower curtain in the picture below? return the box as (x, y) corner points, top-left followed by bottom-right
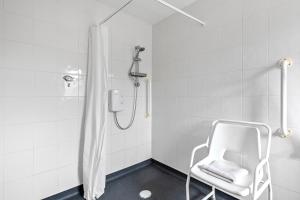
(83, 25), (108, 200)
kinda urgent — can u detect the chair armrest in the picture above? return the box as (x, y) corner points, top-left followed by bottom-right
(189, 139), (209, 168)
(253, 159), (270, 198)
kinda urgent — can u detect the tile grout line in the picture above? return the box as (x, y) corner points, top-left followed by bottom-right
(266, 0), (271, 126)
(241, 0), (245, 121)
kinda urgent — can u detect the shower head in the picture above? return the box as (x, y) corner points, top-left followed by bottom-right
(129, 45), (147, 80)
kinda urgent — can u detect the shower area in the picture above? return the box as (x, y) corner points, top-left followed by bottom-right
(96, 8), (153, 176)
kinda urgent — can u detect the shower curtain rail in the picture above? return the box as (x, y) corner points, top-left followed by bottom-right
(155, 0), (205, 25)
(99, 0), (134, 25)
(99, 0), (205, 26)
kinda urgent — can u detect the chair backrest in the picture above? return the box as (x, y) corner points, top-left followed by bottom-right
(208, 121), (262, 172)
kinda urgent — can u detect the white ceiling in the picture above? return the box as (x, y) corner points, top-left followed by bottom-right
(97, 0), (199, 24)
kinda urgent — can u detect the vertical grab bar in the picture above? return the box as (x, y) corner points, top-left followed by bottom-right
(279, 58), (293, 137)
(145, 77), (151, 118)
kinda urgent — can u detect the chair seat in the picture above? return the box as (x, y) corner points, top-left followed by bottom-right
(191, 160), (253, 197)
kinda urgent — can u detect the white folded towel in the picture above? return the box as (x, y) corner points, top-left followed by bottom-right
(199, 160), (249, 184)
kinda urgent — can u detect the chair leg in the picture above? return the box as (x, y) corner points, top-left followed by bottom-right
(186, 172), (191, 200)
(267, 162), (273, 200)
(212, 186), (216, 200)
(268, 184), (273, 200)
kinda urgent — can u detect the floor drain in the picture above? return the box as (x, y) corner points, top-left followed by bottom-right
(139, 190), (152, 199)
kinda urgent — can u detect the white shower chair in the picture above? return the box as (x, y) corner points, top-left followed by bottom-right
(186, 120), (272, 200)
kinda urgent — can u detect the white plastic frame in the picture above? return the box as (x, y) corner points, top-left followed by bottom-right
(186, 120), (273, 200)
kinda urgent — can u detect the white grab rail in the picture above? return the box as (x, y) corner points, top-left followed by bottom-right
(145, 77), (152, 118)
(279, 58), (293, 137)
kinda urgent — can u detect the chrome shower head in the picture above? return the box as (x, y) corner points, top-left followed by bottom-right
(129, 45), (147, 82)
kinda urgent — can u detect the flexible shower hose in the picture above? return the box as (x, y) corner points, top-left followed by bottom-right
(113, 85), (138, 130)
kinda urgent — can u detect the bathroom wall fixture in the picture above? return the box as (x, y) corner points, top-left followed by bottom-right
(279, 58), (293, 138)
(63, 75), (75, 87)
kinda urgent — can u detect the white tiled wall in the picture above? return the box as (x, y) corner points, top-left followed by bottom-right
(152, 0), (300, 199)
(103, 8), (152, 175)
(0, 0), (152, 199)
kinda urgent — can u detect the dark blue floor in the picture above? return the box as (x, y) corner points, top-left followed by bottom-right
(66, 162), (234, 200)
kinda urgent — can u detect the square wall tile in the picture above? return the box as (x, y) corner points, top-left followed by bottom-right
(57, 97), (79, 120)
(32, 98), (59, 122)
(3, 0), (33, 17)
(32, 46), (57, 72)
(2, 97), (37, 123)
(55, 24), (78, 51)
(58, 142), (79, 167)
(58, 164), (81, 192)
(78, 53), (87, 75)
(34, 146), (58, 173)
(206, 97), (223, 118)
(270, 156), (300, 193)
(58, 119), (80, 144)
(243, 96), (268, 123)
(78, 75), (86, 97)
(243, 68), (268, 96)
(268, 67), (281, 96)
(288, 96), (300, 129)
(33, 170), (59, 200)
(0, 156), (3, 182)
(34, 122), (58, 148)
(56, 49), (81, 74)
(268, 95), (280, 129)
(107, 151), (125, 174)
(33, 20), (59, 48)
(4, 150), (34, 181)
(56, 0), (82, 27)
(243, 2), (268, 69)
(124, 147), (139, 168)
(4, 123), (34, 154)
(111, 78), (134, 97)
(0, 181), (3, 200)
(273, 185), (300, 200)
(0, 69), (35, 97)
(109, 133), (126, 153)
(288, 67), (300, 96)
(4, 177), (33, 200)
(111, 44), (133, 63)
(125, 129), (139, 149)
(243, 42), (268, 69)
(2, 13), (33, 43)
(0, 125), (4, 156)
(78, 25), (89, 54)
(33, 0), (59, 23)
(0, 40), (33, 70)
(222, 96), (243, 120)
(270, 132), (299, 158)
(0, 12), (3, 38)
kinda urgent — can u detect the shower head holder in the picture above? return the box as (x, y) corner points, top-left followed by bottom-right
(279, 58), (293, 68)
